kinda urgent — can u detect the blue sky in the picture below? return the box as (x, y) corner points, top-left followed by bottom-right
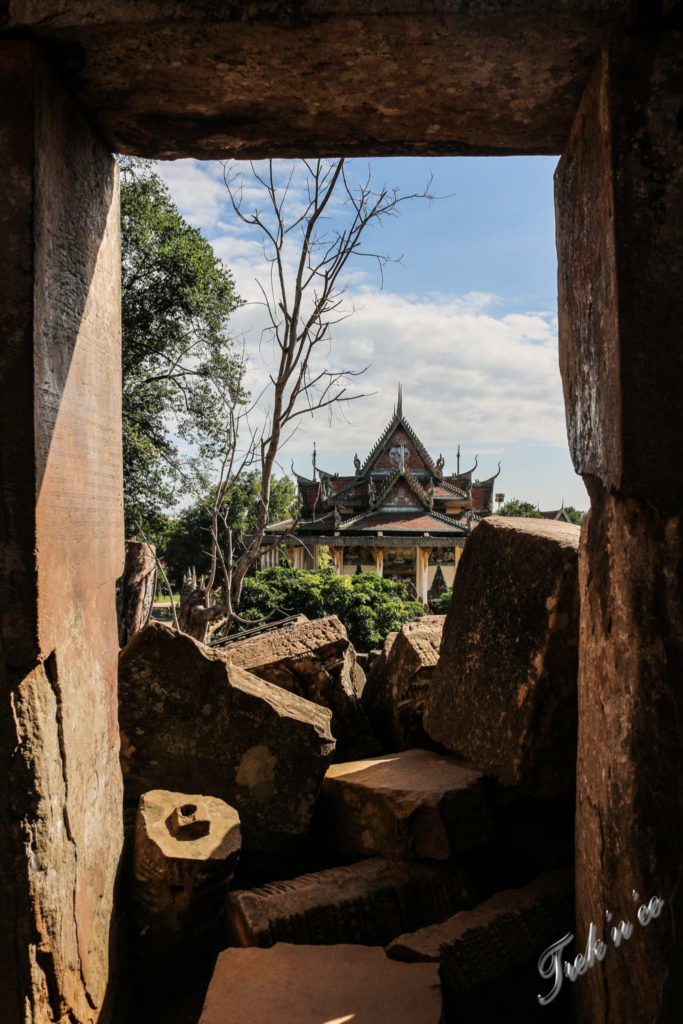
(156, 156), (588, 512)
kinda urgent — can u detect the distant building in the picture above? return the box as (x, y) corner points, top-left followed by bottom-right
(539, 506), (573, 523)
(261, 387), (500, 605)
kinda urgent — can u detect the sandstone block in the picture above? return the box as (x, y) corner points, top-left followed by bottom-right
(387, 866), (572, 962)
(133, 789), (241, 989)
(387, 869), (573, 1022)
(118, 622), (335, 865)
(199, 944), (442, 1024)
(362, 615), (445, 750)
(225, 615), (379, 762)
(424, 517), (580, 798)
(225, 857), (475, 948)
(316, 748), (493, 861)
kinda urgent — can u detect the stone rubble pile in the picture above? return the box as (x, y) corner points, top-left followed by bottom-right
(119, 520), (580, 1022)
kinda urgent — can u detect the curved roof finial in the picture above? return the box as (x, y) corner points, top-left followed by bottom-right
(396, 382), (403, 419)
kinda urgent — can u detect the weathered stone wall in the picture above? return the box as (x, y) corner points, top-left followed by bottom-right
(555, 35), (683, 1023)
(0, 43), (123, 1023)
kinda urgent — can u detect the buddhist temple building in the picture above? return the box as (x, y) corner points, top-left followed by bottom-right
(261, 387), (500, 605)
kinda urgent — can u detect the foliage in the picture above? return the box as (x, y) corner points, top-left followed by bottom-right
(563, 505), (586, 525)
(162, 474), (296, 587)
(432, 586), (454, 614)
(495, 498), (585, 523)
(119, 157), (244, 539)
(231, 567), (425, 651)
(495, 498), (543, 518)
(178, 159), (434, 640)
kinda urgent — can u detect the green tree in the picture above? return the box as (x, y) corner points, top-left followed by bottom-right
(163, 474), (296, 587)
(231, 567), (424, 651)
(120, 157), (244, 539)
(495, 498), (543, 518)
(563, 505), (586, 525)
(176, 159), (435, 641)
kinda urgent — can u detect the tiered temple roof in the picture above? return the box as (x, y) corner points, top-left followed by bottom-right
(264, 388), (500, 548)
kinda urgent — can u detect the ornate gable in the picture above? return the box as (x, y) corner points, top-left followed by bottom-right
(359, 387), (439, 477)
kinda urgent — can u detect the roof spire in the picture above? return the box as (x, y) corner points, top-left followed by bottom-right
(396, 382), (403, 419)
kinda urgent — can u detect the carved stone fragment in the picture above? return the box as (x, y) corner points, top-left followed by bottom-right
(387, 869), (573, 1022)
(225, 856), (475, 948)
(133, 789), (241, 989)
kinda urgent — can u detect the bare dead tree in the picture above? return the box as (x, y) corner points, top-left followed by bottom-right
(177, 158), (434, 641)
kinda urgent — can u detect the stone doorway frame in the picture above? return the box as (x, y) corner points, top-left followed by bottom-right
(1, 9), (681, 1023)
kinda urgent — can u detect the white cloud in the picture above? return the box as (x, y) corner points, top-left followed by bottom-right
(154, 157), (587, 510)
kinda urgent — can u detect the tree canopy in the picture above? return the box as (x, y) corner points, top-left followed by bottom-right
(120, 157), (244, 538)
(495, 498), (543, 518)
(495, 498), (585, 523)
(231, 567), (425, 652)
(162, 474), (296, 588)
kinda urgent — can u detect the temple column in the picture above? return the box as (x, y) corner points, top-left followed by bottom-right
(371, 546), (384, 577)
(329, 546), (343, 575)
(555, 34), (683, 1024)
(416, 547), (432, 607)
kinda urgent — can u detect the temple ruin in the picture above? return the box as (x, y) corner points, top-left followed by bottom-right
(1, 4), (681, 1023)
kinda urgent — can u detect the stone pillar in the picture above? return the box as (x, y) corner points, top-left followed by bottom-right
(416, 547), (432, 606)
(372, 547), (384, 577)
(0, 43), (124, 1023)
(330, 546), (343, 575)
(555, 34), (683, 1024)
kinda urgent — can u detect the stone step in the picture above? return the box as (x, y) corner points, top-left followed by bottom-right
(225, 856), (475, 948)
(387, 868), (573, 1021)
(316, 748), (493, 860)
(199, 944), (442, 1024)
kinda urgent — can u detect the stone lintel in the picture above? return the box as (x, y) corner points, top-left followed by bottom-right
(6, 3), (634, 159)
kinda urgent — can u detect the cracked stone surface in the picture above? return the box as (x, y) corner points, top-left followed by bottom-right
(118, 622), (335, 867)
(225, 615), (379, 762)
(424, 517), (580, 798)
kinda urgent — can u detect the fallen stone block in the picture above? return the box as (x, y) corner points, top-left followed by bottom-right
(316, 748), (493, 861)
(199, 944), (443, 1024)
(225, 856), (476, 948)
(132, 789), (241, 990)
(387, 868), (573, 1023)
(424, 517), (580, 798)
(362, 615), (445, 750)
(118, 622), (335, 866)
(225, 615), (379, 762)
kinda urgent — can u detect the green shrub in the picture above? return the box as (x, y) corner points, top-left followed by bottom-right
(233, 567), (424, 651)
(432, 586), (453, 614)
